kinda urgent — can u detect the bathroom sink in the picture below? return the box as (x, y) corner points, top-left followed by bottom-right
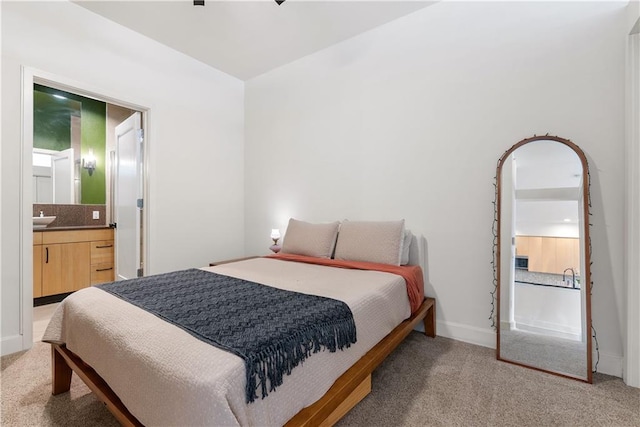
(33, 216), (56, 229)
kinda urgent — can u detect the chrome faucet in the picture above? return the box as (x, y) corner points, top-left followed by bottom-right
(563, 268), (576, 289)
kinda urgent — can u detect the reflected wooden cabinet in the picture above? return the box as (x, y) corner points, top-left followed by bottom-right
(541, 238), (557, 273)
(33, 229), (114, 298)
(515, 235), (579, 275)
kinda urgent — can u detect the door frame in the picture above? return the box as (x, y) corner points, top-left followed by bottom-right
(20, 66), (150, 350)
(625, 28), (640, 388)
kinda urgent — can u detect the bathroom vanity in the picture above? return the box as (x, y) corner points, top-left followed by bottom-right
(33, 228), (114, 298)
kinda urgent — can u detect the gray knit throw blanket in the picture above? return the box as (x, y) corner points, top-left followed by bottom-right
(98, 268), (357, 403)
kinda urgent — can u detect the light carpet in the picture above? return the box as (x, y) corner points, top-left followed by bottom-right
(1, 333), (638, 426)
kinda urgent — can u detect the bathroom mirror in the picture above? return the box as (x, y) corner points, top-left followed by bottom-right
(33, 84), (107, 205)
(33, 89), (82, 204)
(496, 135), (592, 383)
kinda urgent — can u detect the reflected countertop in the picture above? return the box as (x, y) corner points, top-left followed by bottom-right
(34, 225), (113, 232)
(515, 269), (581, 289)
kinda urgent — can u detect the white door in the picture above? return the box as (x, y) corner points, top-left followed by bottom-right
(33, 166), (53, 203)
(114, 112), (143, 280)
(52, 148), (74, 204)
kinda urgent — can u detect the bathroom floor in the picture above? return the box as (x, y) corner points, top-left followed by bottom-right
(33, 303), (59, 342)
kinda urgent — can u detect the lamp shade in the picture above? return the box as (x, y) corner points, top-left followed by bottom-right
(270, 229), (281, 240)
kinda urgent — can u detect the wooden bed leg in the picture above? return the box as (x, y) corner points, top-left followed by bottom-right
(51, 345), (72, 395)
(423, 298), (436, 338)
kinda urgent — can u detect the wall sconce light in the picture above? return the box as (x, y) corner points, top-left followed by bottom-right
(83, 150), (96, 176)
(270, 229), (281, 253)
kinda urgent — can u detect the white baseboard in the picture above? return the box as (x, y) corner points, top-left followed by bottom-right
(1, 335), (26, 356)
(435, 320), (496, 349)
(414, 321), (624, 379)
(500, 320), (516, 331)
(515, 322), (581, 342)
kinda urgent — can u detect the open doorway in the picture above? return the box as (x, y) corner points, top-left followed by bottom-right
(22, 69), (149, 346)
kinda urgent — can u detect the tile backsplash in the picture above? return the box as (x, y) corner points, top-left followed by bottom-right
(33, 204), (106, 227)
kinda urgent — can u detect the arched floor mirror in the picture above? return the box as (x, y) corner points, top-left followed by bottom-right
(496, 135), (592, 383)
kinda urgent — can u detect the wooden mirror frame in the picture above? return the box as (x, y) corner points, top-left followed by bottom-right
(495, 135), (592, 383)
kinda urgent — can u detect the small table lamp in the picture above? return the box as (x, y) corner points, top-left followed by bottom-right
(270, 229), (281, 253)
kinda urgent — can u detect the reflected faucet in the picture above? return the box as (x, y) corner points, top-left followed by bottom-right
(563, 268), (576, 289)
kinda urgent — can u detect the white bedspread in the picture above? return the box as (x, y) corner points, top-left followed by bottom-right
(43, 257), (411, 426)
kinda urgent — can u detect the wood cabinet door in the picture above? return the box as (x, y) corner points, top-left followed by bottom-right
(33, 245), (42, 298)
(42, 244), (64, 296)
(555, 238), (569, 273)
(540, 237), (557, 274)
(526, 236), (543, 272)
(68, 242), (91, 291)
(571, 238), (581, 274)
(515, 236), (529, 256)
(555, 237), (580, 275)
(517, 236), (580, 275)
(42, 242), (91, 296)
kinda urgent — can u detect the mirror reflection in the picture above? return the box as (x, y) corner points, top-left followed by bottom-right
(33, 90), (82, 204)
(498, 137), (592, 382)
(32, 84), (107, 205)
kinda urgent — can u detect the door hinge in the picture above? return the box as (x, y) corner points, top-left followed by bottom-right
(137, 128), (144, 142)
(137, 268), (144, 278)
(137, 198), (143, 209)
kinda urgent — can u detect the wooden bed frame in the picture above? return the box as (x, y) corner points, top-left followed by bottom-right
(51, 297), (436, 427)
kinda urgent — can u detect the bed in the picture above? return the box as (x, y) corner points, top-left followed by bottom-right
(43, 219), (436, 426)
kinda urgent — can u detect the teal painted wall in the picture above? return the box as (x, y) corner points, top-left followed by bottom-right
(33, 84), (106, 204)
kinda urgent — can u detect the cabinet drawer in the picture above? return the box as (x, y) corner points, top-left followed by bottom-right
(43, 230), (91, 244)
(91, 263), (115, 285)
(88, 229), (114, 241)
(91, 240), (114, 264)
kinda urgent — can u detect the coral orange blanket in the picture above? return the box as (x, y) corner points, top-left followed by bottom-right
(267, 253), (425, 315)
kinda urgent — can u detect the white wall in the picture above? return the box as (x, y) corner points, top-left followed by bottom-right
(244, 1), (628, 376)
(515, 283), (582, 341)
(1, 1), (245, 354)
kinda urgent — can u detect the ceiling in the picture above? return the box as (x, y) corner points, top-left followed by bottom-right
(512, 140), (584, 228)
(513, 140), (583, 191)
(75, 1), (435, 80)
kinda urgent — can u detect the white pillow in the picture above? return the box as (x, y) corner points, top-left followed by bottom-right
(334, 220), (405, 266)
(400, 229), (412, 265)
(280, 218), (340, 259)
